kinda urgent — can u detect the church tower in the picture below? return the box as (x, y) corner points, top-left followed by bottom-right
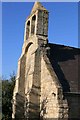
(24, 1), (48, 41)
(12, 2), (49, 119)
(12, 2), (80, 119)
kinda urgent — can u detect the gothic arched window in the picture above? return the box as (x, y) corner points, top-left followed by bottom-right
(26, 21), (30, 40)
(31, 15), (36, 35)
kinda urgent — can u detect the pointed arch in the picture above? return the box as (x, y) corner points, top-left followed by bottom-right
(31, 15), (36, 35)
(25, 42), (33, 54)
(26, 21), (30, 40)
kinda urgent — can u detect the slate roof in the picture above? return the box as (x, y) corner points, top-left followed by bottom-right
(48, 43), (80, 93)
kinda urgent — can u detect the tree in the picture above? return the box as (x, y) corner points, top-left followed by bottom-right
(2, 73), (15, 120)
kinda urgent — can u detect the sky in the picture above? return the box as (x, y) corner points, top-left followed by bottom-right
(2, 2), (78, 79)
(0, 2), (2, 79)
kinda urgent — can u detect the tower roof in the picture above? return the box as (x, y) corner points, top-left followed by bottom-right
(31, 1), (48, 14)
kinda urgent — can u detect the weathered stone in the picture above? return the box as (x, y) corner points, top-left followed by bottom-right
(12, 1), (80, 119)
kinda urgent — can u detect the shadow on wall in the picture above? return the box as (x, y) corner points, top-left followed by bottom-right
(48, 43), (80, 92)
(64, 92), (80, 119)
(14, 93), (25, 119)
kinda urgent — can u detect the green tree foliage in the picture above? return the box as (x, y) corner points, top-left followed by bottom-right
(2, 73), (15, 120)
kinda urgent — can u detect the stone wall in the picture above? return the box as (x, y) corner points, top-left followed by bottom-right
(40, 49), (68, 119)
(36, 10), (48, 36)
(27, 48), (41, 119)
(12, 54), (26, 119)
(64, 93), (80, 119)
(12, 2), (78, 119)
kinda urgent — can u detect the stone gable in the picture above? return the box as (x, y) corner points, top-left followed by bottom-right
(12, 2), (80, 119)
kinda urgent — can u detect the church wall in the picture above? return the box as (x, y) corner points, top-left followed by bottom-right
(36, 10), (48, 36)
(40, 51), (69, 119)
(24, 48), (41, 119)
(12, 54), (26, 119)
(40, 55), (60, 118)
(64, 93), (80, 119)
(12, 2), (80, 119)
(18, 55), (26, 95)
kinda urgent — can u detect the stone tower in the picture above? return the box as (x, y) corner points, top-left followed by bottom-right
(12, 1), (50, 119)
(12, 2), (80, 119)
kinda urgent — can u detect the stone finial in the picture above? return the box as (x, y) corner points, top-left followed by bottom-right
(31, 1), (48, 14)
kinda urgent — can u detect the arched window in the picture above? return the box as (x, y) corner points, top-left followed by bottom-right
(31, 15), (36, 35)
(26, 21), (30, 40)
